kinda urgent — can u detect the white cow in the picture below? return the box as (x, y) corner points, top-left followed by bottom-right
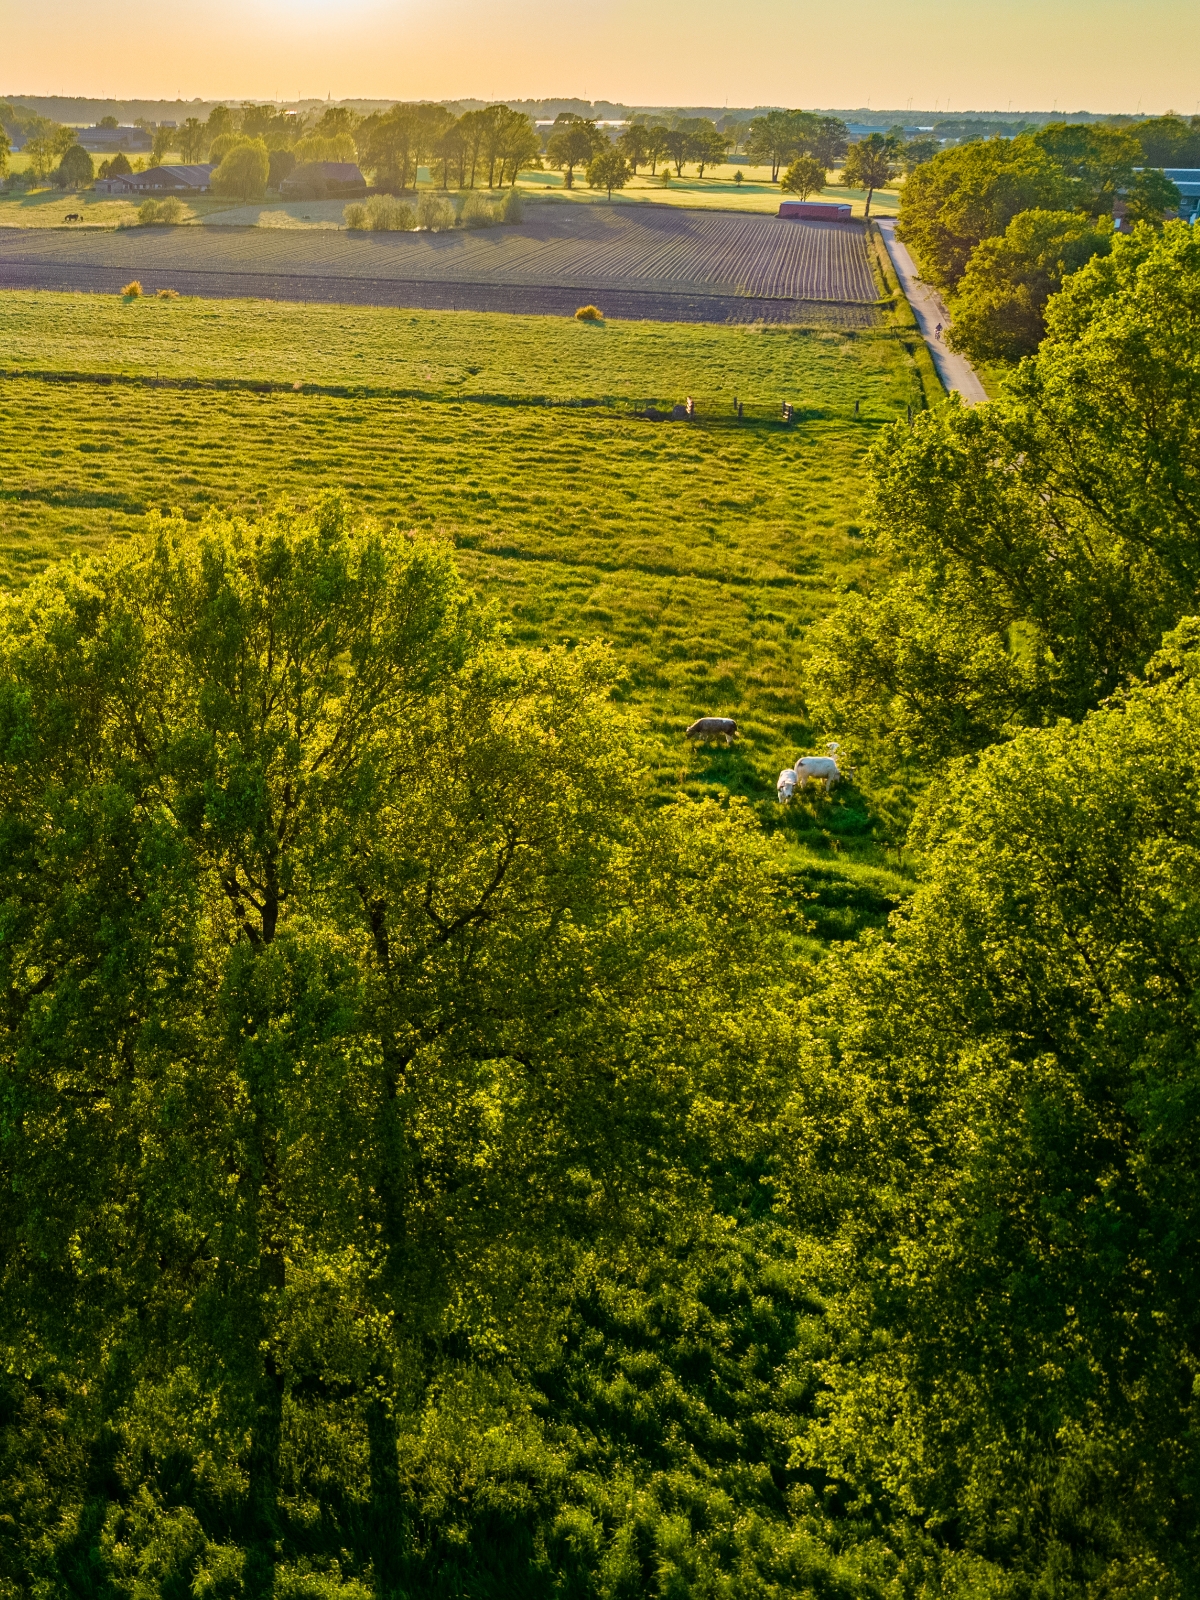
(794, 743), (843, 793)
(777, 768), (798, 804)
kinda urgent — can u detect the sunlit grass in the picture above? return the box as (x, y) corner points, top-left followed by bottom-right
(0, 288), (926, 920)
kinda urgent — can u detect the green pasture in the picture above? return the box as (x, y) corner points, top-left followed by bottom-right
(0, 289), (929, 932)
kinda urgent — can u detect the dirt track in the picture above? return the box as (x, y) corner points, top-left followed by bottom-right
(0, 205), (881, 325)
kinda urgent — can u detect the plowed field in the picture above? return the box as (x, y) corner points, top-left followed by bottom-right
(0, 203), (879, 322)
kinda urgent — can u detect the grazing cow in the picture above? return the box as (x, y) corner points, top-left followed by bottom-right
(64, 213), (82, 222)
(794, 742), (843, 792)
(686, 716), (738, 746)
(777, 767), (797, 803)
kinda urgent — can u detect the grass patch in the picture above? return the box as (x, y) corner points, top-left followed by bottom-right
(0, 290), (924, 927)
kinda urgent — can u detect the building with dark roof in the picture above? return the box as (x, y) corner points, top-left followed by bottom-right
(1164, 169), (1200, 222)
(280, 161), (367, 199)
(123, 164), (215, 194)
(78, 125), (153, 153)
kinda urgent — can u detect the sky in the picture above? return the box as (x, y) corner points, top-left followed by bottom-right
(2, 0), (1198, 115)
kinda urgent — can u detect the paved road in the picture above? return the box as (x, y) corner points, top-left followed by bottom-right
(875, 218), (988, 405)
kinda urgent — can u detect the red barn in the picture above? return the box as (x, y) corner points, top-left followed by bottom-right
(778, 200), (852, 221)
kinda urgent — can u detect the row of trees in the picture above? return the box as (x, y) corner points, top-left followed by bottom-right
(898, 121), (1185, 360)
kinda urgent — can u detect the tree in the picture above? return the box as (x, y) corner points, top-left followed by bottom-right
(841, 132), (898, 216)
(23, 122), (75, 181)
(948, 208), (1113, 363)
(805, 221), (1200, 760)
(689, 122), (729, 178)
(98, 114), (119, 129)
(53, 144), (94, 189)
(1031, 120), (1142, 214)
(267, 148), (296, 191)
(899, 135), (939, 171)
(205, 103), (235, 141)
(645, 123), (669, 175)
(210, 138), (270, 202)
(0, 128), (8, 180)
(898, 134), (1071, 287)
(662, 127), (690, 176)
(1128, 111), (1200, 167)
(545, 114), (603, 190)
(1123, 165), (1183, 225)
(176, 116), (206, 162)
(811, 115), (849, 168)
(617, 122), (649, 173)
(744, 108), (819, 181)
(0, 498), (786, 1596)
(587, 148), (630, 198)
(780, 155), (826, 199)
(496, 107), (539, 185)
(787, 633), (1200, 1594)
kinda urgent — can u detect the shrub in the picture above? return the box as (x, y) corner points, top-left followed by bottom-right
(459, 191), (498, 228)
(210, 139), (270, 203)
(138, 196), (184, 226)
(417, 192), (455, 231)
(498, 187), (524, 224)
(120, 281), (143, 299)
(156, 288), (180, 299)
(575, 305), (604, 322)
(54, 144), (94, 190)
(365, 194), (416, 231)
(343, 202), (367, 230)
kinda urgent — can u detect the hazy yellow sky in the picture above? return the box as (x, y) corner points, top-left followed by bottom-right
(3, 0), (1197, 113)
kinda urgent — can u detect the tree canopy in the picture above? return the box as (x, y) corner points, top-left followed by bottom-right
(0, 498), (796, 1597)
(947, 207), (1113, 363)
(210, 138), (270, 202)
(806, 221), (1200, 759)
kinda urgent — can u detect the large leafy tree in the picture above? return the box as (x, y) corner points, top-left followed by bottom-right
(0, 499), (790, 1596)
(1031, 119), (1143, 215)
(545, 114), (604, 189)
(785, 628), (1200, 1594)
(898, 134), (1070, 287)
(948, 207), (1113, 363)
(806, 221), (1200, 759)
(840, 133), (898, 216)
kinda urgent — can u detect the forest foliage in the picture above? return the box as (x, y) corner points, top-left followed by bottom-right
(1, 194), (1200, 1600)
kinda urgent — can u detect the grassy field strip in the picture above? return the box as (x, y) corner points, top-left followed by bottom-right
(0, 292), (911, 408)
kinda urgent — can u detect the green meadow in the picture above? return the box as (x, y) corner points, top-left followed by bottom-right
(0, 289), (936, 936)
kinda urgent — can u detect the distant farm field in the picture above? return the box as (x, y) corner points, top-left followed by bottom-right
(0, 203), (880, 321)
(0, 289), (932, 933)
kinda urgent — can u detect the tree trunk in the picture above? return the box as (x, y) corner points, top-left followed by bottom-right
(366, 1392), (404, 1594)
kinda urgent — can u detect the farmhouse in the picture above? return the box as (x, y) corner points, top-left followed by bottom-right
(280, 161), (367, 199)
(778, 200), (852, 221)
(119, 165), (216, 195)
